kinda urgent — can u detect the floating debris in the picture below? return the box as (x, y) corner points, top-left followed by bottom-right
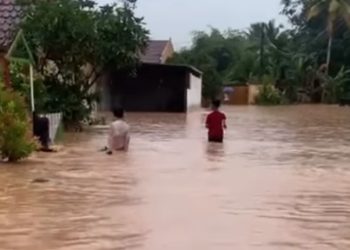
(32, 178), (50, 184)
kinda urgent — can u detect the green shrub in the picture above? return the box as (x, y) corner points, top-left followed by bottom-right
(323, 67), (350, 103)
(42, 76), (96, 127)
(256, 83), (284, 105)
(0, 88), (37, 162)
(255, 76), (285, 105)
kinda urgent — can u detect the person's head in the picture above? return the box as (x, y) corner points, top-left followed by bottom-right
(113, 108), (124, 119)
(212, 99), (221, 110)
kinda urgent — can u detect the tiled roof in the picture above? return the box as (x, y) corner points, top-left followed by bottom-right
(0, 0), (24, 52)
(141, 40), (169, 64)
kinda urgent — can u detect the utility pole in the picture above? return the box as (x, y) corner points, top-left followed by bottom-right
(259, 23), (265, 80)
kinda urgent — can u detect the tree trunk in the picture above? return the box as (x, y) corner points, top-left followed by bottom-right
(259, 24), (265, 80)
(326, 30), (333, 75)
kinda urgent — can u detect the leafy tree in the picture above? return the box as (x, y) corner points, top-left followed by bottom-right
(170, 1), (350, 104)
(169, 28), (246, 99)
(281, 0), (309, 26)
(256, 75), (285, 105)
(21, 0), (149, 125)
(307, 0), (350, 74)
(322, 66), (350, 102)
(280, 0), (350, 102)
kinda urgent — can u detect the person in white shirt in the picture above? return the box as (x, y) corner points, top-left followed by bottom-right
(102, 108), (130, 154)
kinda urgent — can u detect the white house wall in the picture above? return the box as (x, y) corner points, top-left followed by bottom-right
(187, 73), (202, 109)
(98, 74), (111, 111)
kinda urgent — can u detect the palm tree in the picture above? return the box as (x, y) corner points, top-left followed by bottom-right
(246, 21), (290, 80)
(246, 22), (268, 79)
(307, 0), (350, 75)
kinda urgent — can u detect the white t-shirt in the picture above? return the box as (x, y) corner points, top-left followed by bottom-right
(108, 119), (130, 151)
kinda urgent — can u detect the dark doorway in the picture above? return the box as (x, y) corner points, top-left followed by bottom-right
(110, 64), (188, 112)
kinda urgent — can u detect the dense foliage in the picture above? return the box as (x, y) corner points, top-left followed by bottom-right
(20, 0), (149, 125)
(255, 76), (286, 105)
(170, 0), (350, 104)
(9, 62), (48, 112)
(0, 87), (37, 162)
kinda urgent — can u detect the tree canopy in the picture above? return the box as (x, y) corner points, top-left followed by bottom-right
(169, 0), (350, 103)
(19, 0), (149, 124)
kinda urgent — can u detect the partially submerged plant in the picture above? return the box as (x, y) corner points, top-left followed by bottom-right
(0, 87), (37, 162)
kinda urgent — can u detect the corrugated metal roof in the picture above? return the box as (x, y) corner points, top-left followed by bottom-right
(141, 40), (169, 63)
(0, 0), (24, 52)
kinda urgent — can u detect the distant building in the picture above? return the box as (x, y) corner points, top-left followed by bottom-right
(141, 40), (174, 64)
(99, 39), (202, 113)
(103, 63), (202, 112)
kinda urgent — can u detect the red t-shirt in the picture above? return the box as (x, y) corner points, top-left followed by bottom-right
(206, 110), (226, 139)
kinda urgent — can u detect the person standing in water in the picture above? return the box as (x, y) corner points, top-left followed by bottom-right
(205, 100), (227, 143)
(102, 108), (130, 154)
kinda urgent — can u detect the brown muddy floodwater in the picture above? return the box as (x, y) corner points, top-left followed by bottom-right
(1, 105), (350, 250)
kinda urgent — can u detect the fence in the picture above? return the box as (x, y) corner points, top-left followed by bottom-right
(42, 113), (62, 144)
(223, 85), (260, 105)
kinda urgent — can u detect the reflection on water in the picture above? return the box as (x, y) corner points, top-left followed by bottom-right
(1, 105), (350, 249)
(206, 143), (225, 163)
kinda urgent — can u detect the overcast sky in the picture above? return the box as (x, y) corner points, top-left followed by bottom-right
(98, 0), (288, 49)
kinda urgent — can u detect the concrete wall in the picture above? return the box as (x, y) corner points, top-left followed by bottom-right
(187, 73), (202, 108)
(248, 85), (260, 104)
(98, 74), (111, 111)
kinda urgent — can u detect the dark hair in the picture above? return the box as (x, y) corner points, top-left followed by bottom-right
(212, 99), (221, 109)
(113, 108), (124, 118)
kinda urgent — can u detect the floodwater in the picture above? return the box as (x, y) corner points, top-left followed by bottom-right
(1, 105), (350, 250)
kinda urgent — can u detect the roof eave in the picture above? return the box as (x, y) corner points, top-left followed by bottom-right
(142, 62), (203, 78)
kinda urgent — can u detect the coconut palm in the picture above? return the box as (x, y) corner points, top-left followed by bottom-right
(307, 0), (350, 74)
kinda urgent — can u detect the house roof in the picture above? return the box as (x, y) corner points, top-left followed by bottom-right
(141, 40), (170, 64)
(143, 62), (202, 78)
(0, 0), (24, 52)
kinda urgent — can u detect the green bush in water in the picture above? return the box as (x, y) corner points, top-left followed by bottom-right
(256, 75), (284, 105)
(0, 87), (37, 162)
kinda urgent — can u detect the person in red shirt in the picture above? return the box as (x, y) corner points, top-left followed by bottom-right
(206, 100), (227, 143)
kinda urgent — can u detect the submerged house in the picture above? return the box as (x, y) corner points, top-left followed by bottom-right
(99, 39), (203, 112)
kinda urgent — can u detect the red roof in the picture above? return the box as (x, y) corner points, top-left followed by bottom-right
(0, 0), (24, 52)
